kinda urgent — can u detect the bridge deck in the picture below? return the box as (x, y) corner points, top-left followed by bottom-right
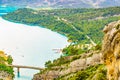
(8, 65), (44, 70)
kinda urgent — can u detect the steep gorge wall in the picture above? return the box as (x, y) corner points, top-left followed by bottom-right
(102, 20), (120, 80)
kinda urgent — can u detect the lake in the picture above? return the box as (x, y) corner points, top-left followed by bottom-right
(0, 17), (68, 80)
(0, 6), (18, 16)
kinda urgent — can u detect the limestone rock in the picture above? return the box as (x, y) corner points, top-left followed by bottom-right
(33, 50), (102, 80)
(102, 20), (120, 80)
(0, 71), (13, 80)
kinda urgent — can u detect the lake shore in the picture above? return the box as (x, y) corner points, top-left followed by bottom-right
(0, 17), (69, 80)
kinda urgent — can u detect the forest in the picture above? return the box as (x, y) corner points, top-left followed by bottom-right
(2, 7), (120, 44)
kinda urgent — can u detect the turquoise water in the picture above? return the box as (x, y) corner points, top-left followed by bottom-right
(0, 6), (18, 16)
(0, 17), (68, 80)
(0, 7), (68, 80)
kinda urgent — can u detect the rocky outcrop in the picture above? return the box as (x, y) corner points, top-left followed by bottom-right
(102, 20), (120, 80)
(0, 51), (14, 80)
(33, 50), (102, 80)
(0, 71), (13, 80)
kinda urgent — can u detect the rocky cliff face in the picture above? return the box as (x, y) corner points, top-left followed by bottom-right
(102, 20), (120, 80)
(33, 50), (102, 80)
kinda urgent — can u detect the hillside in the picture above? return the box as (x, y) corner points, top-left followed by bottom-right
(1, 0), (120, 8)
(2, 7), (120, 45)
(34, 19), (120, 80)
(33, 49), (106, 80)
(0, 51), (14, 80)
(2, 6), (120, 79)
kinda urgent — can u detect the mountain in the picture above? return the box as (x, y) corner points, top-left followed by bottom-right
(0, 0), (120, 8)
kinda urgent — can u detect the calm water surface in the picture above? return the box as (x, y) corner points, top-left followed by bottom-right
(0, 17), (68, 80)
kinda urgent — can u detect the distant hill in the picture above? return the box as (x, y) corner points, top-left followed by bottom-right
(1, 0), (120, 8)
(2, 7), (120, 44)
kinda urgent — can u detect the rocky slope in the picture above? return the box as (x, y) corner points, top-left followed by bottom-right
(0, 51), (14, 80)
(0, 71), (13, 80)
(33, 50), (104, 80)
(102, 20), (120, 80)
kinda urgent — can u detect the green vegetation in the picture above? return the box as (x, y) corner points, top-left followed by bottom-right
(62, 44), (86, 56)
(0, 51), (14, 78)
(2, 7), (120, 79)
(45, 53), (82, 69)
(7, 55), (13, 64)
(45, 56), (73, 68)
(57, 64), (107, 80)
(2, 7), (120, 44)
(0, 64), (14, 77)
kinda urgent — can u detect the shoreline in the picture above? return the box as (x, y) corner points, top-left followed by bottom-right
(1, 16), (67, 39)
(0, 16), (69, 80)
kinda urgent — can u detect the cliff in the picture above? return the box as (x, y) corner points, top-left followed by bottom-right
(102, 20), (120, 80)
(0, 51), (14, 80)
(33, 50), (106, 80)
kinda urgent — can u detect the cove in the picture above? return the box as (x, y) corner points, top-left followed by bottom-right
(0, 17), (68, 80)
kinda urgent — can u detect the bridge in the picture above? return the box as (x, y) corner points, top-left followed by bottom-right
(8, 65), (44, 77)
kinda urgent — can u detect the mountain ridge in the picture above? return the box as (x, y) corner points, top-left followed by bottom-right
(1, 0), (120, 8)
